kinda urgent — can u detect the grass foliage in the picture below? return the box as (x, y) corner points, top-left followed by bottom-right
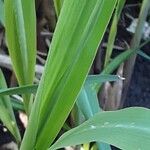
(0, 0), (150, 150)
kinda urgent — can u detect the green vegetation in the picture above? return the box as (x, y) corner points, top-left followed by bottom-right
(0, 0), (150, 150)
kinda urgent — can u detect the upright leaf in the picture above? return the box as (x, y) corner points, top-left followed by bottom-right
(77, 75), (121, 118)
(21, 0), (117, 150)
(4, 0), (36, 112)
(104, 0), (125, 67)
(0, 0), (4, 25)
(54, 0), (64, 16)
(0, 70), (21, 143)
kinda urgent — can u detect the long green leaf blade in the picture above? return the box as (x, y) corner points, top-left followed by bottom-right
(0, 84), (38, 96)
(104, 0), (125, 67)
(0, 75), (119, 96)
(5, 0), (36, 85)
(0, 0), (4, 25)
(20, 0), (117, 150)
(0, 70), (21, 143)
(4, 0), (36, 112)
(54, 0), (64, 16)
(50, 107), (150, 150)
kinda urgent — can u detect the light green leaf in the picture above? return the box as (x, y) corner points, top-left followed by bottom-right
(54, 0), (64, 16)
(4, 0), (36, 112)
(0, 84), (38, 96)
(50, 107), (150, 150)
(104, 0), (125, 67)
(0, 0), (4, 25)
(0, 70), (21, 143)
(20, 0), (117, 150)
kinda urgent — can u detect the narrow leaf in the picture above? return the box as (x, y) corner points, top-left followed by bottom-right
(138, 50), (150, 60)
(0, 70), (21, 143)
(86, 75), (122, 90)
(4, 0), (36, 112)
(0, 84), (38, 96)
(11, 97), (24, 111)
(104, 0), (125, 67)
(54, 0), (64, 16)
(0, 0), (4, 25)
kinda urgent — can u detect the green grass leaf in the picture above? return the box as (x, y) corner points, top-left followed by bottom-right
(0, 0), (4, 25)
(0, 84), (38, 96)
(20, 0), (117, 150)
(102, 49), (137, 75)
(77, 86), (99, 119)
(11, 97), (24, 111)
(104, 0), (125, 67)
(0, 70), (21, 143)
(4, 0), (36, 112)
(50, 107), (150, 150)
(54, 0), (64, 16)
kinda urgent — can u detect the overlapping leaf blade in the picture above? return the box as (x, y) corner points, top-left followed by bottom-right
(4, 0), (36, 111)
(0, 0), (4, 25)
(0, 75), (119, 97)
(76, 75), (120, 150)
(104, 0), (125, 67)
(50, 107), (150, 150)
(54, 0), (64, 16)
(77, 75), (121, 118)
(0, 70), (21, 143)
(0, 84), (38, 96)
(20, 0), (117, 150)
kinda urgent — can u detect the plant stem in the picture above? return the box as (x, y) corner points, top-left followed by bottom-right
(121, 0), (150, 107)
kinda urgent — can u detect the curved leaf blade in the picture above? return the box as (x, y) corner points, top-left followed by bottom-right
(4, 0), (36, 112)
(50, 107), (150, 150)
(0, 0), (4, 25)
(0, 75), (119, 97)
(0, 84), (38, 96)
(4, 0), (36, 85)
